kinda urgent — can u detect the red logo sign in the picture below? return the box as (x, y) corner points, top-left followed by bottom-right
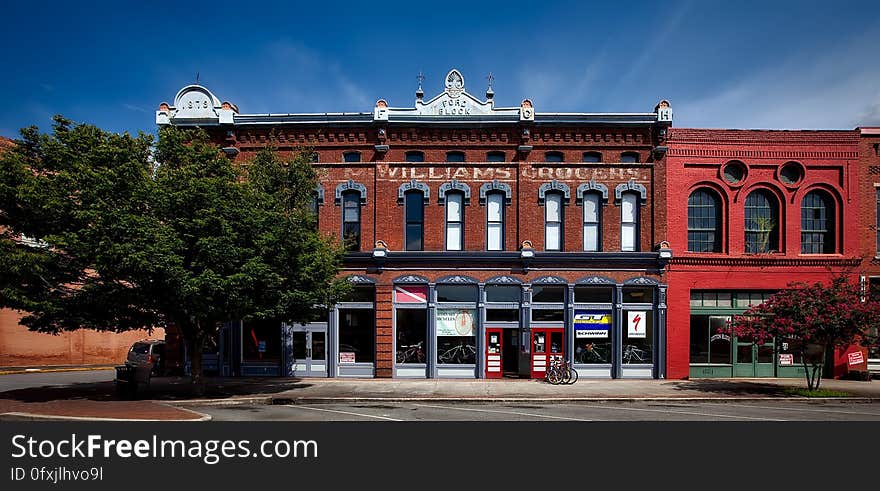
(847, 351), (864, 366)
(632, 314), (642, 331)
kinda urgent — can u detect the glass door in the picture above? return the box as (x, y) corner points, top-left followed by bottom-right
(734, 337), (775, 377)
(290, 325), (327, 377)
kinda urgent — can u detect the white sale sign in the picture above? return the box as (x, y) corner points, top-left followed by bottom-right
(627, 311), (647, 339)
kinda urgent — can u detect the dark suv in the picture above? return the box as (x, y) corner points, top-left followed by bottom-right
(126, 339), (167, 376)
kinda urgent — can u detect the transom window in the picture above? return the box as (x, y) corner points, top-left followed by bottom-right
(801, 190), (835, 254)
(582, 151), (602, 163)
(744, 190), (779, 253)
(487, 151), (505, 162)
(405, 151), (425, 163)
(582, 192), (602, 251)
(343, 151), (361, 163)
(544, 151), (564, 162)
(620, 152), (639, 163)
(446, 151), (465, 162)
(687, 188), (722, 252)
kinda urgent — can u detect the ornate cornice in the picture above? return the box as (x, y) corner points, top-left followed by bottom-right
(436, 274), (479, 284)
(670, 256), (863, 267)
(485, 275), (522, 284)
(392, 274), (430, 284)
(575, 275), (616, 285)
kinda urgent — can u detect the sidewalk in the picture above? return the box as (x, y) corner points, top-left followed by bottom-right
(1, 375), (878, 421)
(0, 365), (115, 375)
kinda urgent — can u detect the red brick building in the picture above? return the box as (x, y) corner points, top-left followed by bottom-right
(664, 129), (865, 379)
(158, 70), (674, 379)
(858, 127), (880, 371)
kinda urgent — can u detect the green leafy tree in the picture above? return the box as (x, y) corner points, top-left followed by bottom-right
(724, 276), (880, 391)
(0, 116), (348, 392)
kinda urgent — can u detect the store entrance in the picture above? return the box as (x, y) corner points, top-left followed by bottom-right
(502, 329), (520, 377)
(288, 323), (327, 377)
(734, 338), (775, 377)
(530, 327), (564, 379)
(485, 328), (521, 378)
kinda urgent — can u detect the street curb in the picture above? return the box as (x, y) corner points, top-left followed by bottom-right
(0, 366), (115, 376)
(169, 395), (880, 406)
(0, 411), (212, 422)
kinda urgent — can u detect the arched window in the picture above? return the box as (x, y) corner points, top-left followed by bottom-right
(545, 192), (564, 251)
(342, 191), (361, 251)
(486, 151), (505, 162)
(582, 192), (602, 251)
(405, 190), (424, 250)
(343, 151), (361, 163)
(745, 189), (780, 253)
(620, 192), (639, 251)
(446, 151), (465, 163)
(405, 151), (424, 163)
(620, 152), (639, 163)
(544, 151), (564, 162)
(801, 190), (835, 254)
(486, 192), (504, 251)
(582, 151), (602, 163)
(445, 192), (464, 251)
(687, 189), (722, 252)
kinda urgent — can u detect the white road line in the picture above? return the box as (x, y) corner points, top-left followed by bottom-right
(286, 405), (403, 421)
(412, 403), (598, 421)
(573, 404), (786, 421)
(696, 402), (880, 417)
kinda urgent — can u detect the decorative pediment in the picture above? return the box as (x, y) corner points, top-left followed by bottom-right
(576, 180), (609, 203)
(531, 276), (567, 284)
(436, 274), (478, 284)
(623, 276), (659, 286)
(575, 276), (616, 285)
(486, 275), (522, 285)
(393, 274), (430, 284)
(347, 275), (376, 284)
(397, 179), (430, 205)
(479, 180), (512, 205)
(615, 179), (647, 204)
(438, 179), (471, 205)
(538, 180), (571, 204)
(156, 85), (236, 125)
(335, 180), (367, 205)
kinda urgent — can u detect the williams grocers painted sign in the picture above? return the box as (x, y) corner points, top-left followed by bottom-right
(380, 166), (648, 181)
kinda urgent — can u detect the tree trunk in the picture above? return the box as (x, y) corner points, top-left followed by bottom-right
(186, 334), (207, 396)
(800, 347), (813, 391)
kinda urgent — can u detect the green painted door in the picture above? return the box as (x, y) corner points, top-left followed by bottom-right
(734, 338), (775, 377)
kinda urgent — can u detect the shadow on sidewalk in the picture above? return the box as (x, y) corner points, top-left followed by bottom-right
(666, 379), (790, 396)
(0, 377), (313, 403)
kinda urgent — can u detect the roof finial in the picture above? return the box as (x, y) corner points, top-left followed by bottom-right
(195, 72), (200, 85)
(486, 72), (495, 100)
(416, 71), (425, 100)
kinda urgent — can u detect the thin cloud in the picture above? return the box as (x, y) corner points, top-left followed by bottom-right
(123, 103), (148, 113)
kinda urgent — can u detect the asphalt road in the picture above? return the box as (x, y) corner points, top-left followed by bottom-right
(189, 400), (880, 421)
(0, 369), (114, 392)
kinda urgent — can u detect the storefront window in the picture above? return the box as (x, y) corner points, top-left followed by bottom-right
(778, 338), (803, 366)
(622, 310), (653, 364)
(243, 319), (281, 363)
(574, 309), (612, 364)
(338, 309), (374, 363)
(396, 310), (427, 364)
(690, 315), (732, 364)
(574, 286), (613, 303)
(436, 308), (477, 364)
(623, 287), (653, 303)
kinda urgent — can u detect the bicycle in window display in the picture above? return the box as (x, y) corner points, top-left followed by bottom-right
(438, 341), (477, 364)
(546, 357), (578, 385)
(575, 342), (608, 364)
(622, 344), (651, 364)
(396, 341), (426, 364)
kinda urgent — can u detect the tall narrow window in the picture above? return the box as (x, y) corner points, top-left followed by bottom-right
(545, 192), (563, 251)
(445, 192), (463, 251)
(343, 151), (361, 163)
(446, 151), (465, 162)
(405, 151), (424, 163)
(745, 190), (779, 253)
(487, 151), (505, 162)
(620, 152), (639, 163)
(621, 192), (639, 251)
(876, 189), (879, 255)
(342, 191), (361, 251)
(487, 192), (504, 251)
(545, 151), (564, 162)
(405, 191), (424, 251)
(801, 190), (835, 254)
(582, 192), (602, 251)
(688, 189), (722, 252)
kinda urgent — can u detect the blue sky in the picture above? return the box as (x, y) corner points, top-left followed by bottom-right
(2, 0), (879, 138)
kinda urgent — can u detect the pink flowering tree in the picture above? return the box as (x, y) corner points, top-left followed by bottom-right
(725, 276), (880, 391)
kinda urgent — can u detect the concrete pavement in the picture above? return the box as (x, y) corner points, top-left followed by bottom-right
(2, 369), (879, 421)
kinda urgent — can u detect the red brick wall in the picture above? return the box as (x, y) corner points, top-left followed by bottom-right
(858, 129), (880, 277)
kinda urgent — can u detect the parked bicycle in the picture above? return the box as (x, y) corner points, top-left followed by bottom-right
(396, 341), (426, 364)
(545, 357), (578, 385)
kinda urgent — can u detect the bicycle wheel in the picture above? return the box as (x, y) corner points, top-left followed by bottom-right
(566, 366), (579, 384)
(546, 367), (562, 384)
(561, 365), (572, 384)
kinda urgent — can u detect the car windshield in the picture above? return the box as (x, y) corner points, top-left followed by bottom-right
(131, 343), (150, 355)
